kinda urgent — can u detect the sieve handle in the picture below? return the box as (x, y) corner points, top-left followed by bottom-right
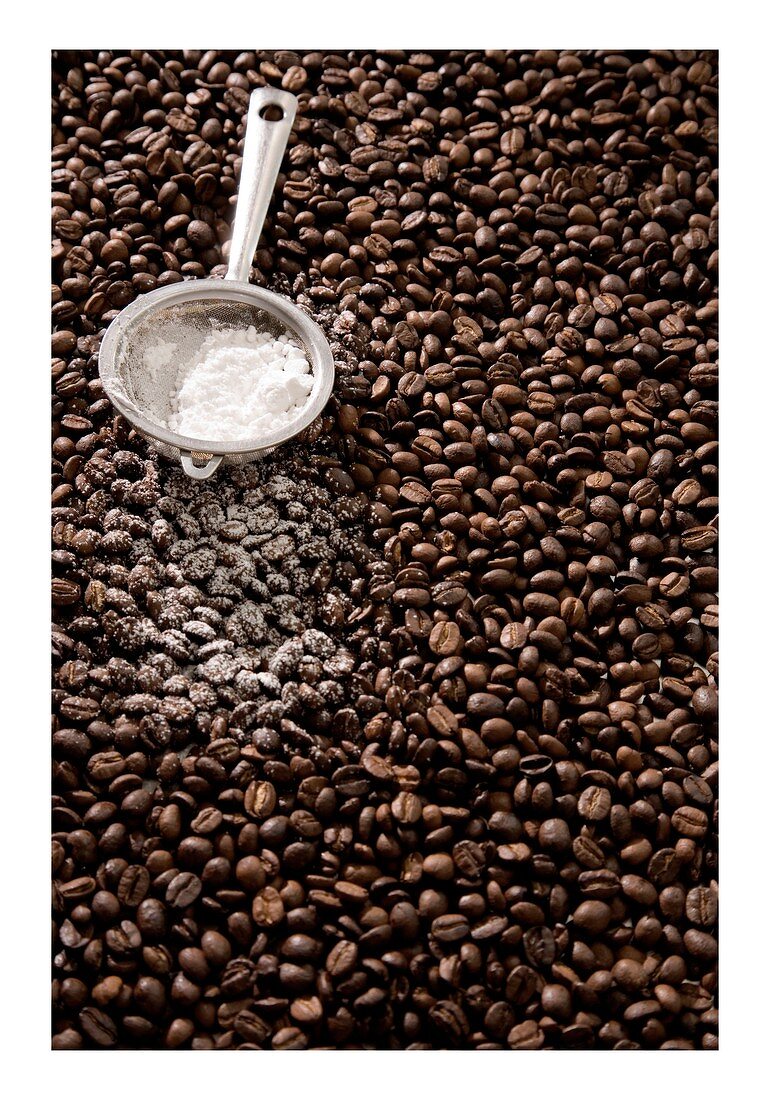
(226, 88), (298, 283)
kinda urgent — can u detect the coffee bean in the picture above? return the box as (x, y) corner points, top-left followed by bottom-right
(117, 865), (150, 907)
(79, 1006), (118, 1047)
(252, 887), (284, 927)
(508, 1020), (545, 1050)
(685, 886), (717, 928)
(429, 620), (462, 656)
(431, 913), (469, 944)
(523, 926), (556, 968)
(165, 872), (202, 908)
(538, 818), (572, 852)
(577, 786), (612, 822)
(325, 939), (358, 978)
(573, 901), (613, 933)
(648, 848), (682, 887)
(672, 806), (709, 839)
(430, 1000), (469, 1042)
(244, 780), (277, 819)
(684, 929), (717, 961)
(391, 791), (422, 824)
(233, 1009), (270, 1044)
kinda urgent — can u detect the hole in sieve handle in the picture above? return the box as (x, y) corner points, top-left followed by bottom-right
(259, 103), (285, 122)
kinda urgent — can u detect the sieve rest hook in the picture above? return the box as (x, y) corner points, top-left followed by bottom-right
(180, 451), (223, 480)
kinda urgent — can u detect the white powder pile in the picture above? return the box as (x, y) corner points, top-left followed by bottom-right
(161, 327), (314, 441)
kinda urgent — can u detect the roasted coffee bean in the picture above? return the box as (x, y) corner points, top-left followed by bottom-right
(578, 786), (612, 822)
(165, 872), (202, 908)
(79, 1006), (118, 1047)
(325, 940), (358, 978)
(244, 780), (277, 819)
(252, 887), (285, 927)
(117, 865), (150, 907)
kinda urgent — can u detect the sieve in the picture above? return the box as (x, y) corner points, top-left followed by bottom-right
(98, 88), (334, 480)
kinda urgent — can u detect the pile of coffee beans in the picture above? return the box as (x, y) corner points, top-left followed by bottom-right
(52, 50), (718, 1050)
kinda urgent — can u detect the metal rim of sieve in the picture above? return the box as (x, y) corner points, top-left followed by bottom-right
(98, 277), (335, 459)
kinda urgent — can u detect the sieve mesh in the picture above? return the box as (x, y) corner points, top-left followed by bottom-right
(99, 278), (336, 475)
(111, 296), (310, 436)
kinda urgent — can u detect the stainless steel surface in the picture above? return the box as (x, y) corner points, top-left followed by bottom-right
(226, 88), (298, 283)
(97, 88), (334, 481)
(99, 279), (335, 469)
(181, 451), (223, 480)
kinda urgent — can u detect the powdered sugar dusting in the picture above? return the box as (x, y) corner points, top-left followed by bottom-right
(119, 448), (377, 744)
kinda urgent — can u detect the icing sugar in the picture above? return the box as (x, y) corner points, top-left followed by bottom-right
(163, 327), (313, 441)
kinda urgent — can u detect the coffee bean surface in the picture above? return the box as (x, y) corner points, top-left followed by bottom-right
(52, 49), (718, 1050)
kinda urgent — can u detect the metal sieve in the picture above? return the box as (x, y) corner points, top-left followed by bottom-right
(98, 88), (334, 480)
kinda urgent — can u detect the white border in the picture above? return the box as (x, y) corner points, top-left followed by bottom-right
(2, 5), (766, 1094)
